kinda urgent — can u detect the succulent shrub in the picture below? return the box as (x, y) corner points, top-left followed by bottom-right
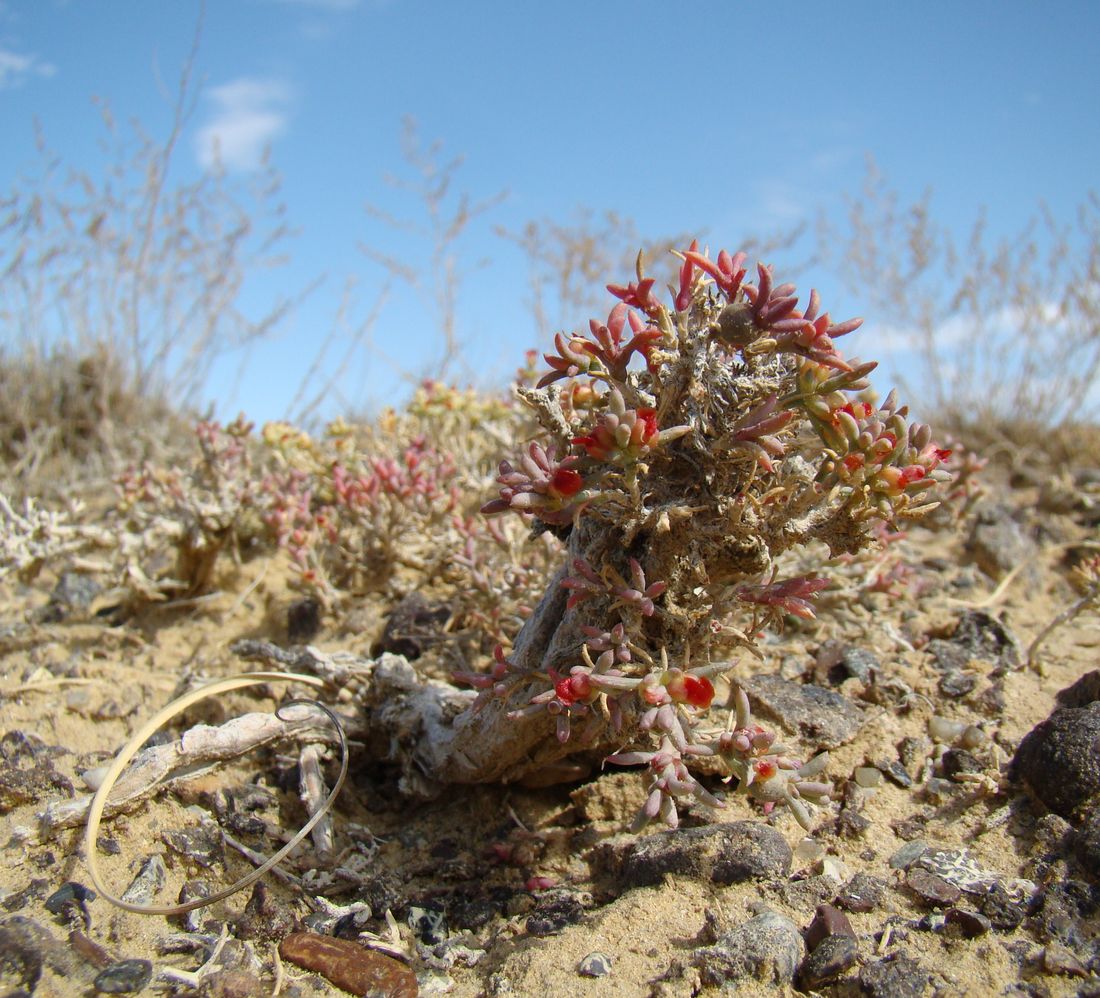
(459, 243), (953, 828)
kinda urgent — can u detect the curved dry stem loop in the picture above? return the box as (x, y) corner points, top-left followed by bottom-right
(83, 671), (348, 916)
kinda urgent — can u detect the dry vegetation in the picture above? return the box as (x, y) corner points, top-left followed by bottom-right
(2, 69), (1100, 998)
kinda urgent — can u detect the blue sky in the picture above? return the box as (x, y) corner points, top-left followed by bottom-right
(1, 0), (1098, 425)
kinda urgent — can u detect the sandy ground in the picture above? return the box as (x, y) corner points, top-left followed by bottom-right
(1, 468), (1098, 997)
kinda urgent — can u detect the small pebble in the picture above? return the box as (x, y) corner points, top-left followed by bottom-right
(45, 881), (96, 928)
(929, 716), (966, 742)
(68, 929), (112, 969)
(941, 748), (982, 780)
(945, 907), (991, 937)
(859, 952), (930, 998)
(878, 759), (914, 788)
(804, 904), (855, 951)
(939, 671), (976, 697)
(1042, 942), (1088, 977)
(798, 934), (859, 988)
(836, 872), (886, 913)
(854, 766), (883, 788)
(906, 867), (962, 906)
(162, 820), (224, 868)
(171, 880), (212, 934)
(979, 882), (1029, 929)
(279, 932), (417, 998)
(816, 856), (850, 882)
(93, 959), (152, 994)
(578, 951), (612, 977)
(897, 736), (929, 773)
(793, 837), (826, 868)
(120, 855), (166, 906)
(526, 891), (584, 936)
(888, 841), (928, 870)
(408, 905), (448, 945)
(0, 925), (43, 992)
(923, 777), (956, 801)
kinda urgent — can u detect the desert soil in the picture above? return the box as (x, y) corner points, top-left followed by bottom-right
(1, 464), (1098, 997)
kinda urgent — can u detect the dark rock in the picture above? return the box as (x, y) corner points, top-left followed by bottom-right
(772, 876), (838, 912)
(279, 933), (417, 998)
(951, 609), (1021, 667)
(1013, 701), (1100, 818)
(407, 904), (448, 944)
(224, 812), (268, 839)
(162, 819), (225, 868)
(526, 890), (584, 936)
(695, 909), (803, 987)
(577, 951), (612, 977)
(0, 757), (73, 814)
(741, 674), (865, 750)
(836, 872), (886, 913)
(93, 958), (152, 994)
(1, 881), (48, 914)
(1029, 880), (1100, 950)
(905, 867), (962, 906)
(814, 640), (880, 685)
(834, 809), (872, 838)
(942, 748), (982, 780)
(798, 933), (859, 988)
(1041, 942), (1088, 977)
(40, 571), (102, 622)
(371, 592), (452, 660)
(44, 881), (96, 928)
(354, 872), (403, 920)
(945, 907), (991, 937)
(804, 904), (855, 951)
(68, 929), (112, 970)
(120, 855), (166, 907)
(233, 883), (301, 942)
(0, 916), (82, 980)
(0, 730), (66, 765)
(980, 881), (1031, 930)
(888, 841), (928, 870)
(331, 909), (373, 940)
(449, 890), (513, 931)
(879, 758), (914, 788)
(1077, 805), (1100, 876)
(939, 671), (977, 697)
(898, 736), (930, 775)
(0, 925), (43, 992)
(966, 502), (1036, 581)
(1056, 670), (1100, 709)
(891, 813), (929, 841)
(859, 952), (930, 997)
(603, 821), (791, 889)
(286, 596), (322, 643)
(927, 640), (972, 673)
(170, 880), (212, 934)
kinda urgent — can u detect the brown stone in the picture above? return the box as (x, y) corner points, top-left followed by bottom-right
(279, 933), (418, 997)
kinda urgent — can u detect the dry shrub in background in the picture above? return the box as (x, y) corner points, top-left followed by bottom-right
(0, 36), (296, 495)
(498, 209), (810, 344)
(0, 343), (187, 494)
(820, 161), (1100, 459)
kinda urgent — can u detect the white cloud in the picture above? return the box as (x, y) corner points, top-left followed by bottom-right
(195, 78), (292, 173)
(0, 47), (56, 89)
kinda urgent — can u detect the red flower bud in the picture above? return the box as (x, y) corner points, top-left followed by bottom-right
(549, 467), (583, 499)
